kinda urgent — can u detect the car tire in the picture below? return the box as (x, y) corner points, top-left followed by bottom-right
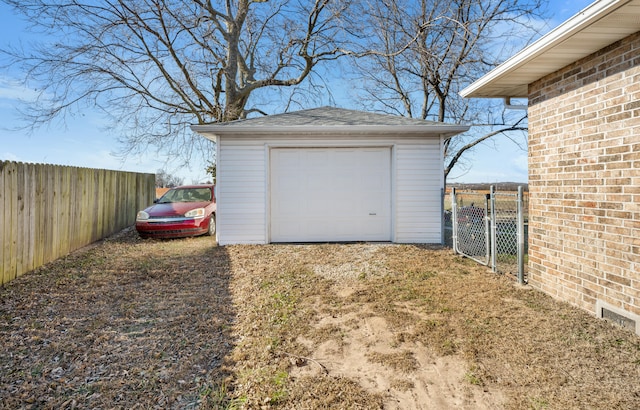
(206, 214), (216, 236)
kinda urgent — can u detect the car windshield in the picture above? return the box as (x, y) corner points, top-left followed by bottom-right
(158, 188), (211, 203)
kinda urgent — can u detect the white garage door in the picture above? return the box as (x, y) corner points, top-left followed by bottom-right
(270, 147), (391, 242)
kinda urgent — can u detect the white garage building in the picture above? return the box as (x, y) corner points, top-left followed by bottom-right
(192, 107), (468, 245)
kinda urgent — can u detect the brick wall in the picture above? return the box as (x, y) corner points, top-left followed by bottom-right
(528, 31), (640, 325)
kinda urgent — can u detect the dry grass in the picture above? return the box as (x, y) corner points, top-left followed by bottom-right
(1, 228), (639, 409)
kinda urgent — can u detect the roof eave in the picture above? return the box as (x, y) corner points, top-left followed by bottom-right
(191, 124), (470, 141)
(460, 0), (633, 99)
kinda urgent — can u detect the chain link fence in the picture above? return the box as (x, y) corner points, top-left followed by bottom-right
(491, 188), (528, 280)
(444, 186), (528, 283)
(449, 191), (490, 265)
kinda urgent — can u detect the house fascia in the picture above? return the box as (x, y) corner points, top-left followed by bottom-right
(460, 0), (636, 99)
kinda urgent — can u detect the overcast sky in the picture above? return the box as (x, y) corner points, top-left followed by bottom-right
(0, 0), (594, 184)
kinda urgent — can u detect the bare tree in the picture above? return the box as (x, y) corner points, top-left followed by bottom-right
(1, 0), (355, 164)
(155, 168), (184, 187)
(349, 0), (546, 182)
(205, 160), (216, 184)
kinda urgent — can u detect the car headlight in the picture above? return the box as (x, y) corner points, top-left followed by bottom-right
(136, 211), (149, 221)
(185, 208), (205, 218)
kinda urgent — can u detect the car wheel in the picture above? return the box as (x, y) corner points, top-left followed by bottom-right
(206, 214), (216, 236)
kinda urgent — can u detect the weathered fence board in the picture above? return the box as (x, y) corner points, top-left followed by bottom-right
(0, 161), (155, 285)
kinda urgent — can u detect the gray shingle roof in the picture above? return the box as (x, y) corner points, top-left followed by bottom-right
(191, 106), (470, 139)
(214, 106), (445, 127)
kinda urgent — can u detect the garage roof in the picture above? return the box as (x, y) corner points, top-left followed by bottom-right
(460, 0), (640, 99)
(191, 106), (469, 140)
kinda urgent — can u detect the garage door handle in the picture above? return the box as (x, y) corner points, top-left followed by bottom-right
(369, 213), (377, 216)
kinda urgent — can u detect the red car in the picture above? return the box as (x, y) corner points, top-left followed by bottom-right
(135, 184), (216, 239)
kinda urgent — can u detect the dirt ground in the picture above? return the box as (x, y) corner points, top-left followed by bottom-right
(1, 228), (639, 409)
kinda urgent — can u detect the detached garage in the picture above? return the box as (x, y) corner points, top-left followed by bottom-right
(192, 107), (468, 245)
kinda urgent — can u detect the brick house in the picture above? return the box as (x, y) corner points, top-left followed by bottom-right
(461, 0), (640, 334)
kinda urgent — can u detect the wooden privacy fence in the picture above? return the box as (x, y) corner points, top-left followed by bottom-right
(0, 161), (155, 285)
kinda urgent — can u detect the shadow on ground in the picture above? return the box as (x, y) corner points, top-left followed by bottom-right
(0, 228), (235, 408)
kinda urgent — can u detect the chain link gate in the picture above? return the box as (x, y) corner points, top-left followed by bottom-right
(450, 188), (490, 265)
(491, 186), (526, 283)
(447, 186), (527, 284)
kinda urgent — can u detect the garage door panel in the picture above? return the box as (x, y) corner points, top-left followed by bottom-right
(271, 147), (391, 242)
(306, 199), (329, 214)
(361, 177), (385, 190)
(306, 174), (326, 188)
(276, 198), (300, 216)
(363, 197), (387, 213)
(308, 150), (328, 161)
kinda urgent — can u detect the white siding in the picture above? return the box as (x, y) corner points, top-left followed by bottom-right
(395, 139), (443, 243)
(217, 134), (443, 245)
(217, 140), (267, 244)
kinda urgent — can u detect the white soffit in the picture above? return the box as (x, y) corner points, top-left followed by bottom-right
(460, 0), (640, 99)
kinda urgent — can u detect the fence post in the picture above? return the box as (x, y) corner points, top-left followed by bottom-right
(490, 185), (497, 273)
(517, 185), (525, 284)
(484, 193), (491, 265)
(451, 187), (458, 254)
(441, 187), (445, 245)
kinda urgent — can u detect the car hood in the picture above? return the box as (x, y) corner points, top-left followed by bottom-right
(144, 201), (211, 217)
